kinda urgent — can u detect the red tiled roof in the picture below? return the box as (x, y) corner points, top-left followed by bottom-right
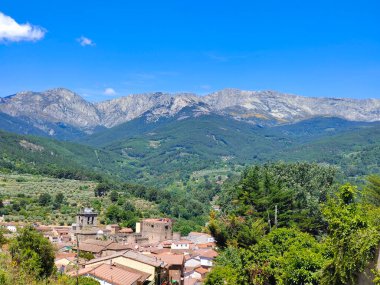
(197, 242), (215, 249)
(143, 218), (172, 223)
(55, 252), (77, 260)
(195, 267), (209, 274)
(194, 249), (218, 259)
(184, 278), (200, 285)
(172, 240), (192, 245)
(76, 243), (104, 253)
(75, 264), (141, 285)
(155, 253), (184, 266)
(119, 227), (134, 233)
(106, 243), (131, 251)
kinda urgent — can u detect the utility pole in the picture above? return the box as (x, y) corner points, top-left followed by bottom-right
(76, 232), (80, 285)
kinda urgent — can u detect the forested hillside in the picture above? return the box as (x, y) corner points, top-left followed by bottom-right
(206, 163), (380, 285)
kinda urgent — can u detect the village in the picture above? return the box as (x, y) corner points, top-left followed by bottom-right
(0, 208), (218, 285)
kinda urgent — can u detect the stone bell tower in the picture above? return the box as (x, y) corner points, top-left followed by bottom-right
(76, 208), (98, 229)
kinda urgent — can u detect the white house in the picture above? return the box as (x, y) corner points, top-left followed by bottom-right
(185, 257), (201, 269)
(171, 240), (191, 250)
(6, 225), (17, 233)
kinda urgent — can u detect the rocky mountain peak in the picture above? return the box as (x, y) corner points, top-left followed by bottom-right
(1, 88), (380, 136)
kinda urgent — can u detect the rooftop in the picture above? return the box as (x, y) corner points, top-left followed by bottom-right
(123, 251), (167, 267)
(143, 218), (172, 224)
(73, 263), (142, 285)
(155, 253), (184, 266)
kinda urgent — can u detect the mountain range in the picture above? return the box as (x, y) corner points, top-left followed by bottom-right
(1, 87), (380, 184)
(1, 88), (380, 139)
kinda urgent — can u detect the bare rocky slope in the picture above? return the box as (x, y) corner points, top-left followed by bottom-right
(1, 88), (379, 136)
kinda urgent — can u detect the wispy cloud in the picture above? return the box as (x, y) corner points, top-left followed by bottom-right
(77, 36), (95, 46)
(0, 12), (46, 42)
(104, 87), (116, 95)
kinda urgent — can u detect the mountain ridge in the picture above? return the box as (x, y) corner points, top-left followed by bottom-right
(1, 88), (380, 138)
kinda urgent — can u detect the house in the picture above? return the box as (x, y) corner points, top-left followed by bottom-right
(55, 242), (73, 253)
(6, 225), (17, 233)
(74, 242), (105, 257)
(184, 278), (201, 285)
(186, 232), (215, 245)
(194, 267), (209, 279)
(73, 239), (131, 257)
(154, 253), (185, 285)
(84, 250), (168, 284)
(55, 252), (77, 273)
(196, 249), (217, 267)
(73, 263), (143, 285)
(171, 240), (192, 250)
(106, 224), (121, 235)
(184, 256), (201, 270)
(184, 267), (209, 281)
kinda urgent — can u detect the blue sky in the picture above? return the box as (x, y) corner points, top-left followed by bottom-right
(0, 0), (379, 101)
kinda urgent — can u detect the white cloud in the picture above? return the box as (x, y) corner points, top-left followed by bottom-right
(0, 12), (46, 42)
(77, 36), (95, 46)
(104, 88), (116, 95)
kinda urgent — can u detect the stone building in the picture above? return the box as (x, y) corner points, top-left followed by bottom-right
(139, 218), (173, 244)
(76, 208), (98, 228)
(72, 208), (99, 242)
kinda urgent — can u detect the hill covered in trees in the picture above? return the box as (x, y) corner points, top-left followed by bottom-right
(206, 163), (380, 285)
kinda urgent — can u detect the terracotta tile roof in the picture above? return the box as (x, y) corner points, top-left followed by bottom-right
(106, 243), (131, 251)
(197, 242), (215, 249)
(155, 253), (184, 266)
(75, 264), (142, 285)
(194, 249), (218, 259)
(84, 249), (168, 268)
(147, 248), (171, 255)
(84, 251), (128, 265)
(143, 218), (172, 224)
(113, 263), (151, 282)
(119, 227), (134, 234)
(184, 278), (200, 285)
(55, 242), (73, 250)
(123, 251), (167, 267)
(55, 252), (77, 260)
(195, 267), (209, 274)
(76, 243), (104, 253)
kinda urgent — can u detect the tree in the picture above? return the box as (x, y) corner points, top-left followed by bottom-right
(249, 228), (325, 285)
(94, 182), (111, 197)
(0, 229), (6, 247)
(38, 193), (52, 206)
(9, 226), (55, 280)
(204, 266), (240, 285)
(321, 184), (380, 285)
(109, 190), (119, 203)
(364, 175), (380, 206)
(55, 192), (65, 205)
(205, 246), (248, 285)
